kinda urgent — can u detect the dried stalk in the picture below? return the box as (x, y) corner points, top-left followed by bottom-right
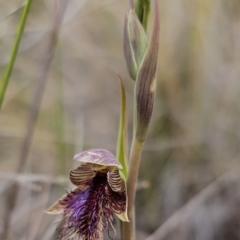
(1, 1), (67, 239)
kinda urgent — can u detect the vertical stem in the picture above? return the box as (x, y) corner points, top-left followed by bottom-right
(122, 137), (144, 240)
(55, 45), (67, 174)
(0, 0), (33, 109)
(1, 2), (67, 239)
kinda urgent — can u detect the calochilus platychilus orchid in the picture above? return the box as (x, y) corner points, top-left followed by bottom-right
(46, 149), (128, 240)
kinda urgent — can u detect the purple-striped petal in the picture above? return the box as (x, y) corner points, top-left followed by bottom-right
(107, 168), (129, 222)
(70, 163), (96, 186)
(105, 180), (129, 222)
(107, 168), (124, 192)
(46, 188), (85, 214)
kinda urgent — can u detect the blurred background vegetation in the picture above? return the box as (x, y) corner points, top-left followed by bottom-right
(0, 0), (240, 239)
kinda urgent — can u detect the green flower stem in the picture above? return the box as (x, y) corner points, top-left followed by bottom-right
(0, 0), (33, 109)
(122, 137), (144, 240)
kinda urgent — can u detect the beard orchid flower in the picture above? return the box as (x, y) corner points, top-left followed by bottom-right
(46, 149), (128, 240)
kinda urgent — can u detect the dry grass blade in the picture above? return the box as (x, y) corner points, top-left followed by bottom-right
(25, 184), (52, 240)
(145, 168), (240, 240)
(0, 173), (68, 185)
(1, 1), (68, 239)
(0, 2), (26, 23)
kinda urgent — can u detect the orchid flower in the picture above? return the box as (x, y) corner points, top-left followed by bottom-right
(46, 149), (128, 240)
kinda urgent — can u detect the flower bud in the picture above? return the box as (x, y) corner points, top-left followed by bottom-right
(124, 9), (147, 80)
(135, 0), (160, 141)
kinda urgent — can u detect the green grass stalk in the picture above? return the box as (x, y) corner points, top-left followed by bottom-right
(0, 0), (33, 109)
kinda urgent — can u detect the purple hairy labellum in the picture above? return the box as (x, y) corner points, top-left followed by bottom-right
(124, 9), (147, 80)
(46, 149), (128, 240)
(135, 0), (160, 141)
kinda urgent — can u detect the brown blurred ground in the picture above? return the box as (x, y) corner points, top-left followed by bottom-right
(0, 0), (240, 239)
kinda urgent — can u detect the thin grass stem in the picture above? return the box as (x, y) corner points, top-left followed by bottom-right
(0, 0), (33, 109)
(0, 2), (67, 238)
